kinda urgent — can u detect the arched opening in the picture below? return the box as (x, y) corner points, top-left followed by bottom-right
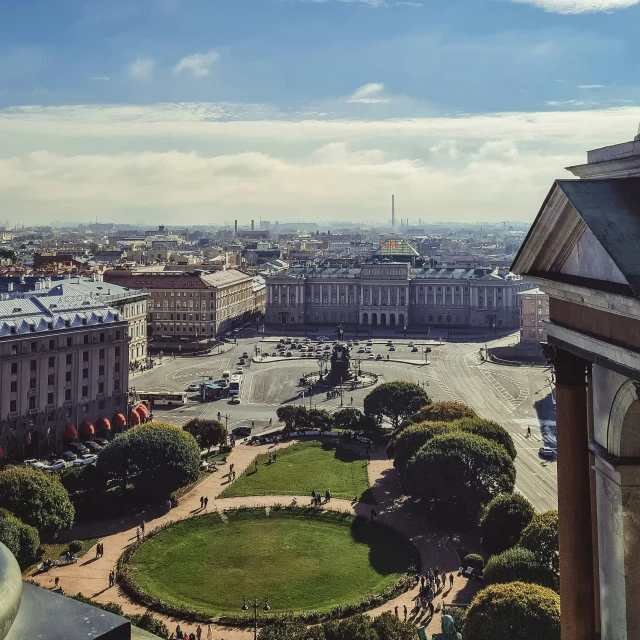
(362, 313), (369, 325)
(371, 313), (378, 326)
(381, 313), (387, 326)
(399, 313), (405, 328)
(608, 380), (640, 457)
(390, 313), (396, 326)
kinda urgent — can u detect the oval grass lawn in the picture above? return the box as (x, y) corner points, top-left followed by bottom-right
(129, 508), (416, 616)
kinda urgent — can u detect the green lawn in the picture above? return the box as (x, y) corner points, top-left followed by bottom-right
(25, 538), (99, 574)
(219, 440), (374, 503)
(129, 509), (415, 616)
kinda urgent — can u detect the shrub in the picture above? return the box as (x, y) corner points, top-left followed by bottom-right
(98, 422), (200, 496)
(454, 418), (517, 460)
(0, 467), (74, 538)
(68, 540), (82, 554)
(128, 612), (169, 639)
(0, 508), (40, 568)
(464, 554), (485, 571)
(463, 582), (560, 640)
(364, 382), (430, 430)
(484, 547), (558, 592)
(519, 510), (559, 580)
(412, 401), (476, 424)
(183, 419), (228, 455)
(370, 611), (419, 639)
(391, 421), (452, 472)
(404, 433), (516, 522)
(479, 493), (535, 555)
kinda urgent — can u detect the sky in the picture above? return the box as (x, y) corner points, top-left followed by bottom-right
(2, 0), (640, 226)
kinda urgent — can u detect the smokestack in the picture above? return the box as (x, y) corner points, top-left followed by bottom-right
(392, 194), (395, 229)
(234, 220), (238, 236)
(251, 220), (254, 230)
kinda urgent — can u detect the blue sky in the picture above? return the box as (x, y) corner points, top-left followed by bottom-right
(1, 0), (640, 224)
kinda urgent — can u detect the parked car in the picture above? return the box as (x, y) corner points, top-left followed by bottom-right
(61, 451), (78, 462)
(187, 383), (200, 392)
(229, 396), (241, 404)
(232, 426), (252, 438)
(366, 347), (373, 353)
(271, 351), (278, 357)
(386, 340), (394, 346)
(242, 352), (249, 358)
(43, 460), (66, 473)
(84, 441), (103, 453)
(73, 454), (98, 467)
(23, 459), (45, 470)
(68, 442), (89, 455)
(366, 340), (373, 346)
(389, 346), (396, 351)
(236, 367), (244, 375)
(539, 447), (555, 459)
(353, 340), (360, 345)
(286, 352), (293, 357)
(239, 358), (246, 365)
(408, 341), (414, 347)
(358, 346), (366, 353)
(94, 438), (110, 446)
(376, 353), (383, 360)
(411, 346), (419, 352)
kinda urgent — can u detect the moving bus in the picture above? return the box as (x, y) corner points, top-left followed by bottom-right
(228, 375), (242, 398)
(137, 391), (188, 407)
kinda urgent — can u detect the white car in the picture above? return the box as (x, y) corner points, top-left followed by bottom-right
(358, 346), (366, 353)
(187, 383), (200, 392)
(73, 454), (98, 467)
(366, 347), (373, 353)
(44, 460), (66, 473)
(368, 353), (376, 359)
(366, 340), (373, 346)
(408, 341), (414, 347)
(23, 459), (45, 470)
(236, 367), (244, 375)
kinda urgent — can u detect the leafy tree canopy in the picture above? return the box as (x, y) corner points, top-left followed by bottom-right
(412, 401), (476, 424)
(479, 492), (535, 556)
(519, 510), (559, 579)
(454, 417), (517, 460)
(0, 467), (74, 538)
(0, 508), (40, 568)
(364, 382), (430, 430)
(183, 418), (228, 454)
(276, 405), (309, 429)
(333, 407), (363, 431)
(389, 421), (452, 472)
(404, 432), (516, 522)
(463, 582), (560, 640)
(484, 547), (558, 592)
(97, 421), (200, 495)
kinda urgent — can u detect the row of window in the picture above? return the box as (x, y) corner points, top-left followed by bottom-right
(9, 347), (121, 374)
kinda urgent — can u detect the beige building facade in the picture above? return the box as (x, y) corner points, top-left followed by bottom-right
(518, 287), (549, 343)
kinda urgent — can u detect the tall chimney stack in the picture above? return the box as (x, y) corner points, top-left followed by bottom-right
(251, 220), (254, 230)
(234, 220), (238, 236)
(392, 194), (395, 229)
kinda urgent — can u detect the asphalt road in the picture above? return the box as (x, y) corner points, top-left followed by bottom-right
(136, 332), (557, 512)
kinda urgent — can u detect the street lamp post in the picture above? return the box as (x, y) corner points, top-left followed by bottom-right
(242, 597), (270, 640)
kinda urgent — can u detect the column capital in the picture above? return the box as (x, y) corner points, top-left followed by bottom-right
(552, 347), (588, 386)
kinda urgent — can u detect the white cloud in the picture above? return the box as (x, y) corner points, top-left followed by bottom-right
(90, 76), (110, 81)
(1, 102), (640, 224)
(128, 57), (155, 80)
(578, 84), (606, 89)
(174, 50), (220, 78)
(506, 0), (640, 14)
(347, 83), (389, 104)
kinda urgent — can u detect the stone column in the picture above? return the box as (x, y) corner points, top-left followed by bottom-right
(555, 349), (596, 640)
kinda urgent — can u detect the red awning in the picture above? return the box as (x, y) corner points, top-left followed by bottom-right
(112, 413), (127, 429)
(136, 404), (149, 418)
(96, 417), (111, 433)
(129, 409), (141, 426)
(63, 424), (78, 440)
(80, 420), (95, 436)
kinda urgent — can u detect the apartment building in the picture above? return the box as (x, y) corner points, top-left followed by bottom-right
(518, 287), (549, 343)
(266, 263), (535, 330)
(0, 295), (130, 460)
(104, 269), (256, 339)
(0, 274), (150, 365)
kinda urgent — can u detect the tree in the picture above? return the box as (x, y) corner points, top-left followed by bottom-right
(462, 582), (560, 640)
(0, 467), (74, 538)
(404, 433), (516, 522)
(455, 417), (517, 460)
(412, 401), (476, 424)
(276, 405), (308, 429)
(307, 409), (333, 431)
(370, 611), (418, 640)
(97, 422), (200, 495)
(519, 510), (559, 581)
(0, 508), (40, 568)
(183, 418), (228, 456)
(333, 407), (363, 431)
(464, 554), (485, 571)
(484, 547), (558, 591)
(390, 421), (452, 472)
(479, 493), (535, 555)
(364, 382), (430, 430)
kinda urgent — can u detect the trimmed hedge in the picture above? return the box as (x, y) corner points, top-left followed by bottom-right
(479, 493), (535, 556)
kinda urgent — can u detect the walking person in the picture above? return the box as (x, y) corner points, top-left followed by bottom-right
(403, 604), (408, 621)
(428, 601), (434, 618)
(200, 496), (204, 509)
(527, 426), (532, 437)
(325, 488), (331, 503)
(449, 573), (454, 589)
(394, 605), (399, 618)
(136, 528), (141, 543)
(141, 521), (145, 538)
(204, 496), (209, 509)
(196, 624), (202, 640)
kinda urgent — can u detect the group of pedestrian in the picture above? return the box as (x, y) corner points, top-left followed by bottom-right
(199, 496), (209, 509)
(412, 567), (454, 617)
(310, 489), (331, 506)
(108, 570), (116, 588)
(325, 389), (341, 400)
(95, 542), (105, 558)
(172, 623), (207, 639)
